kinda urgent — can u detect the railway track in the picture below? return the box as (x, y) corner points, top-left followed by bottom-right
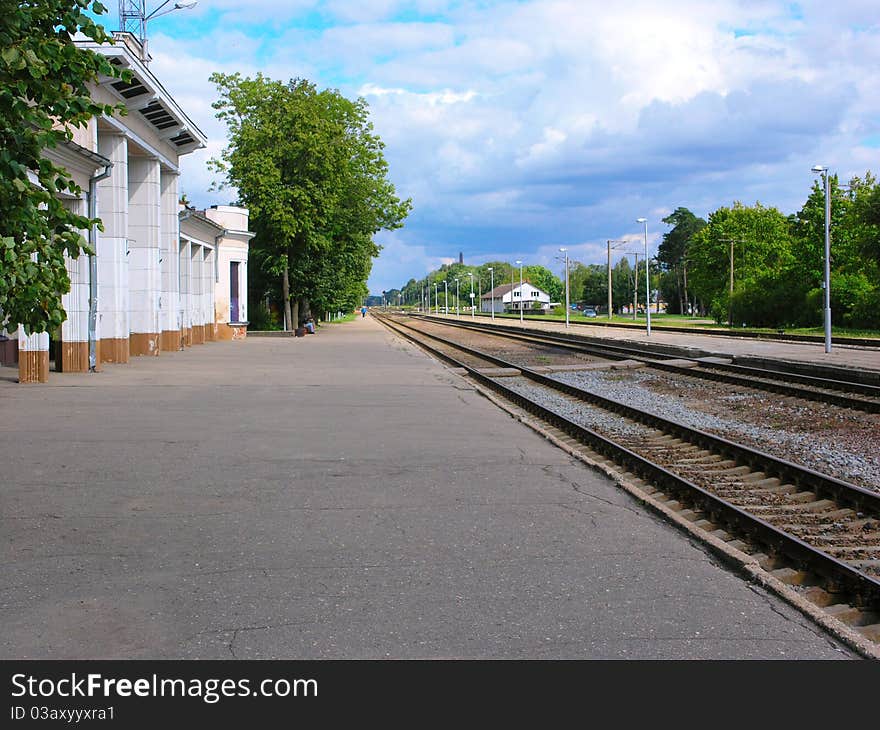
(465, 310), (880, 349)
(413, 314), (880, 413)
(376, 313), (880, 654)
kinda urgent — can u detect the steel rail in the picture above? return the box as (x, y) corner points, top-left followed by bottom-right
(385, 315), (880, 512)
(413, 314), (880, 411)
(465, 310), (880, 348)
(376, 314), (880, 608)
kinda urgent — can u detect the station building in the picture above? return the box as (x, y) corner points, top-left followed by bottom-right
(0, 32), (253, 383)
(481, 283), (552, 314)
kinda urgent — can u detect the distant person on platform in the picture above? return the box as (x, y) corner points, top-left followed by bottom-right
(304, 317), (315, 334)
(361, 306), (367, 318)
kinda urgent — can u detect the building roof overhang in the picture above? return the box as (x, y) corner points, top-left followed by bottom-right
(76, 33), (207, 156)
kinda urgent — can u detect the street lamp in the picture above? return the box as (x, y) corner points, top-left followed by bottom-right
(434, 282), (439, 314)
(559, 247), (570, 328)
(443, 280), (448, 314)
(812, 164), (832, 353)
(467, 272), (475, 318)
(120, 1), (199, 61)
(454, 278), (460, 316)
(636, 218), (651, 336)
(516, 260), (524, 324)
(487, 267), (494, 320)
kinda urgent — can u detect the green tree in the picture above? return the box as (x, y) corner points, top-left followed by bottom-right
(659, 208), (706, 314)
(578, 264), (607, 306)
(0, 1), (125, 334)
(522, 265), (562, 302)
(791, 172), (880, 328)
(210, 73), (410, 328)
(689, 202), (795, 325)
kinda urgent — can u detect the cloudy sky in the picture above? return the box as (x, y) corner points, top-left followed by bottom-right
(101, 1), (879, 293)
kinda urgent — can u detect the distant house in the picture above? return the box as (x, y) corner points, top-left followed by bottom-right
(481, 282), (552, 313)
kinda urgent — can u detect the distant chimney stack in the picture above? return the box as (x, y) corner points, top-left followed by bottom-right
(459, 251), (463, 264)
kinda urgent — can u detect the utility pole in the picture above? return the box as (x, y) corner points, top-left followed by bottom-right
(607, 239), (627, 319)
(720, 238), (746, 327)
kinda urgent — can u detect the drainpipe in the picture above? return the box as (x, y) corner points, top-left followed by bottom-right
(88, 162), (114, 372)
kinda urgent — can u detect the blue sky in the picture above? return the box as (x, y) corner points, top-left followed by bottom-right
(97, 1), (879, 294)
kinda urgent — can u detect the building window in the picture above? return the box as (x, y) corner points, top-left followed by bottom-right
(230, 261), (240, 323)
(514, 291), (520, 297)
(532, 291), (539, 297)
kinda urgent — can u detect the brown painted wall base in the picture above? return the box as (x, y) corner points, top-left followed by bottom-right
(183, 328), (193, 347)
(215, 324), (248, 341)
(100, 338), (129, 364)
(160, 330), (181, 353)
(19, 350), (49, 383)
(56, 341), (90, 373)
(192, 325), (205, 345)
(204, 324), (217, 342)
(130, 332), (160, 356)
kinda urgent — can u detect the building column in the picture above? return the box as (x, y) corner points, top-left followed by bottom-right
(178, 238), (192, 347)
(191, 244), (205, 344)
(203, 247), (216, 341)
(18, 330), (49, 383)
(54, 197), (91, 372)
(128, 156), (161, 356)
(97, 131), (130, 363)
(159, 171), (180, 351)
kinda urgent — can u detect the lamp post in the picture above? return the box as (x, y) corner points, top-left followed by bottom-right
(467, 272), (474, 318)
(487, 267), (495, 320)
(443, 280), (448, 315)
(559, 247), (570, 328)
(636, 218), (651, 336)
(516, 260), (524, 324)
(454, 278), (460, 317)
(434, 282), (439, 314)
(509, 265), (515, 317)
(812, 165), (832, 353)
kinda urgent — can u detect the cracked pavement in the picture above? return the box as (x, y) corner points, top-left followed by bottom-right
(0, 317), (855, 659)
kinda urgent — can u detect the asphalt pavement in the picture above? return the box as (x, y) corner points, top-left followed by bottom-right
(0, 316), (854, 658)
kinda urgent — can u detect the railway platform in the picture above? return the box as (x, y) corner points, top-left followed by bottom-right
(0, 315), (855, 658)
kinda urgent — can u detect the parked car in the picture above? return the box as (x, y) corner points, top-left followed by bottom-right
(582, 307), (598, 318)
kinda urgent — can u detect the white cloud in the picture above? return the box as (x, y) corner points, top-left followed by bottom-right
(136, 1), (880, 293)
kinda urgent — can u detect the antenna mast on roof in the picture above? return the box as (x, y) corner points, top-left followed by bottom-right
(119, 1), (147, 46)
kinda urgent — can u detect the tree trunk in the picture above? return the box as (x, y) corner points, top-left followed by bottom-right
(292, 300), (300, 332)
(282, 258), (292, 331)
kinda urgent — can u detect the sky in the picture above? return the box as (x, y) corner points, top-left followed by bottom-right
(98, 1), (879, 294)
